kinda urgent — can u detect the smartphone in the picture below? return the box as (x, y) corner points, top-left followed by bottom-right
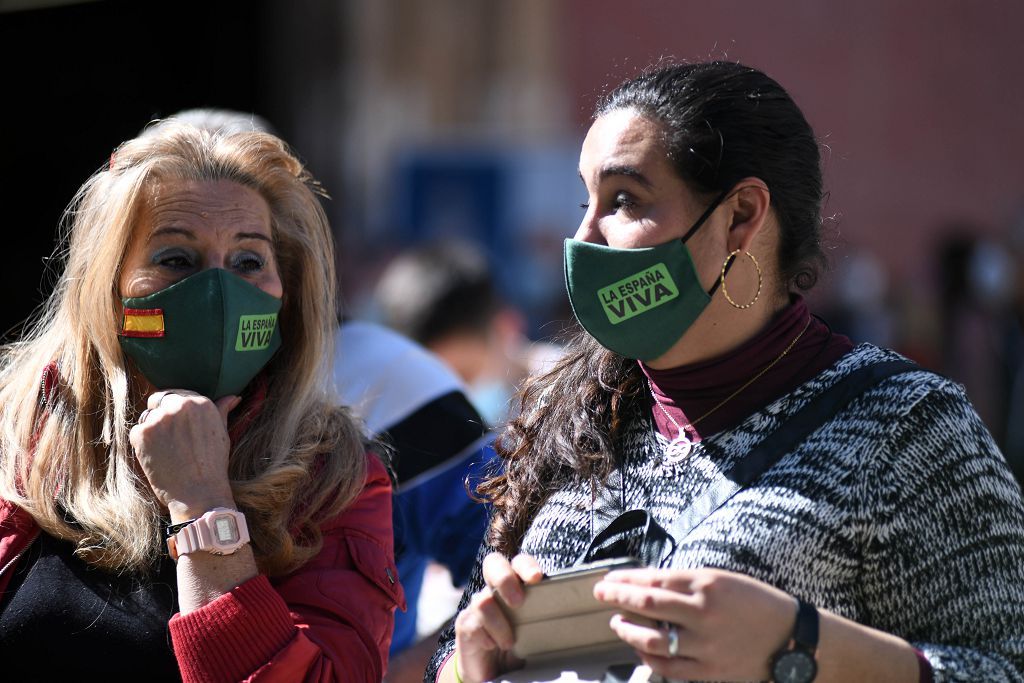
(496, 557), (640, 659)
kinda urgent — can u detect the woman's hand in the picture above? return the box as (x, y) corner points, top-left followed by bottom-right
(452, 553), (544, 683)
(129, 389), (242, 520)
(594, 567), (796, 682)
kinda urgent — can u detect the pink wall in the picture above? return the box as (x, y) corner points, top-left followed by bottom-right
(557, 0), (1024, 290)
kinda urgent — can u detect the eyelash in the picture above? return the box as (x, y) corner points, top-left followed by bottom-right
(232, 252), (265, 273)
(579, 192), (636, 213)
(152, 248), (194, 270)
(151, 249), (266, 273)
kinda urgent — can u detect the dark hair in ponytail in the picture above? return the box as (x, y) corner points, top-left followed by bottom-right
(481, 61), (827, 557)
(598, 61), (825, 290)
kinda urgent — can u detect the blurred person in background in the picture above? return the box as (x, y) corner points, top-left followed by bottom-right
(0, 122), (400, 681)
(144, 109), (498, 679)
(334, 318), (496, 683)
(429, 61), (1024, 683)
(1005, 207), (1024, 479)
(817, 249), (896, 348)
(935, 229), (1023, 481)
(374, 239), (562, 428)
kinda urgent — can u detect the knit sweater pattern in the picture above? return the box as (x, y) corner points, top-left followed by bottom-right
(426, 344), (1024, 682)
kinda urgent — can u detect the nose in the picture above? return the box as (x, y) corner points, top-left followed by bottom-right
(573, 208), (606, 245)
(202, 250), (232, 272)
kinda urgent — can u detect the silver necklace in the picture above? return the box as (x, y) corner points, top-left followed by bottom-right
(649, 384), (697, 464)
(648, 317), (811, 465)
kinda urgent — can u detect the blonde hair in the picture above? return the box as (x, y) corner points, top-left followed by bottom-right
(0, 123), (369, 575)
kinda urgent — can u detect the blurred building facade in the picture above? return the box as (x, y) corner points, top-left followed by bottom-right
(4, 0), (1024, 468)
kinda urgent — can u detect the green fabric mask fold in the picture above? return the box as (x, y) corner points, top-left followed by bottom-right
(564, 189), (729, 361)
(119, 269), (282, 398)
(564, 239), (711, 361)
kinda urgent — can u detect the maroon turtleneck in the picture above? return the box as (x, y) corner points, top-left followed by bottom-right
(642, 296), (854, 443)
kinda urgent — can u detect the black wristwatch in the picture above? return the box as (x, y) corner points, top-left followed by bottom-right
(770, 598), (818, 683)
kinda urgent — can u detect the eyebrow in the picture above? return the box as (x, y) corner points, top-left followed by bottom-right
(148, 226), (273, 244)
(577, 164), (654, 191)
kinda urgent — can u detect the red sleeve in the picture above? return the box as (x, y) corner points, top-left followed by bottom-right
(169, 454), (405, 683)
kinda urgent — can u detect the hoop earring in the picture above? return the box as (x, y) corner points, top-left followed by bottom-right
(720, 249), (762, 309)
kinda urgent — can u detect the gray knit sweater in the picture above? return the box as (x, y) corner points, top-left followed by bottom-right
(425, 344), (1024, 682)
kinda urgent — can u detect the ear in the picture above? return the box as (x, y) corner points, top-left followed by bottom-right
(724, 178), (771, 253)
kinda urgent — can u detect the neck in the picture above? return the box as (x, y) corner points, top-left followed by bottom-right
(645, 288), (790, 370)
(641, 298), (854, 441)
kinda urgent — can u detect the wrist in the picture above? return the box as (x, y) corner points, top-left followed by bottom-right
(447, 648), (491, 683)
(770, 598), (818, 683)
(167, 492), (237, 523)
(815, 609), (921, 682)
(453, 650), (465, 683)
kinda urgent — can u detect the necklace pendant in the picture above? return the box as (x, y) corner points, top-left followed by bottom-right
(663, 433), (692, 464)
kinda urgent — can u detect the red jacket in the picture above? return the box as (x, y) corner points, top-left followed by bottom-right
(0, 454), (404, 683)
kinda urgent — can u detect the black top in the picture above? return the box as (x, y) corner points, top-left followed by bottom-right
(0, 531), (182, 681)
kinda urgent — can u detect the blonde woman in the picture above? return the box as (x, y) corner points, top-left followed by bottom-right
(0, 123), (402, 682)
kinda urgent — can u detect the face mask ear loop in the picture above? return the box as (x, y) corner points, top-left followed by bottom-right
(679, 188), (731, 243)
(677, 188), (731, 297)
(707, 252), (736, 297)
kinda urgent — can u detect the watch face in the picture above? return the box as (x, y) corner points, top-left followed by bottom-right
(772, 650), (816, 683)
(213, 514), (240, 544)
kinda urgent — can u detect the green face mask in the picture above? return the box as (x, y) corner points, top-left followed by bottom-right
(563, 191), (727, 361)
(119, 269), (283, 398)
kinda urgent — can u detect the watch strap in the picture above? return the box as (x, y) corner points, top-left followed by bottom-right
(173, 518), (211, 556)
(165, 518), (197, 539)
(793, 599), (819, 653)
(769, 598), (819, 682)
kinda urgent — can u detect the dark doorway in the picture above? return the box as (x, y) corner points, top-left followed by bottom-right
(0, 0), (273, 338)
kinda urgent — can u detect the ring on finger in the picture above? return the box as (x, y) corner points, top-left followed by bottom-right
(666, 623), (680, 658)
(138, 409), (151, 425)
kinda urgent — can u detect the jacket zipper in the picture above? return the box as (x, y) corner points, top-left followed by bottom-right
(0, 529), (40, 581)
(3, 365), (54, 582)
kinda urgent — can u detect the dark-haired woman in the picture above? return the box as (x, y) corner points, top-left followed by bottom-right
(427, 61), (1024, 683)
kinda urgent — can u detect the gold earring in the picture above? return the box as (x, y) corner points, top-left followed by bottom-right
(720, 249), (762, 309)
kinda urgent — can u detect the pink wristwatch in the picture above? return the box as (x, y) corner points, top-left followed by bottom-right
(166, 507), (250, 561)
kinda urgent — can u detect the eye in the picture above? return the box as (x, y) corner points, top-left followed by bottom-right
(151, 248), (195, 271)
(231, 251), (266, 273)
(579, 202), (590, 210)
(612, 191), (636, 211)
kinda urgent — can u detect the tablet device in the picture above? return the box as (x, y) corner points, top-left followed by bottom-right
(496, 557), (640, 659)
